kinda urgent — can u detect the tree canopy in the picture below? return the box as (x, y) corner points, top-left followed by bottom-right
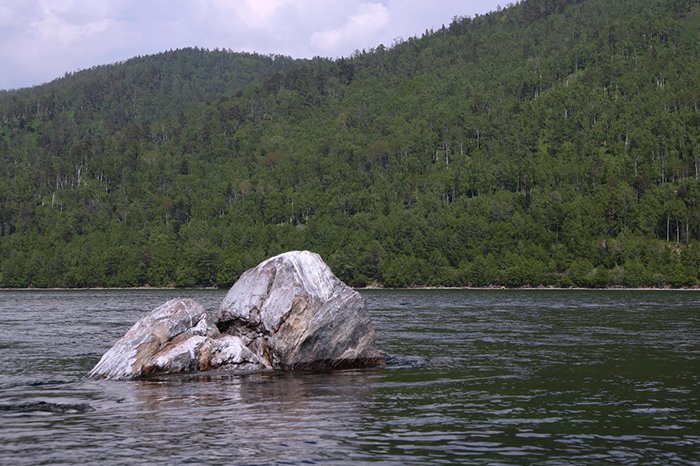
(1, 0), (699, 288)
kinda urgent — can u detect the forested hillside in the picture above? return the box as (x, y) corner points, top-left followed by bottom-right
(1, 0), (699, 288)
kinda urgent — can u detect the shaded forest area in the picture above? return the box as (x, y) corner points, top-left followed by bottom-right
(1, 0), (699, 288)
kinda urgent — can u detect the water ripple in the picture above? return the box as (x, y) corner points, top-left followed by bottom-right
(0, 289), (698, 465)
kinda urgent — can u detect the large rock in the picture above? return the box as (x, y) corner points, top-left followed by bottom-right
(219, 250), (385, 369)
(87, 298), (265, 380)
(88, 251), (384, 380)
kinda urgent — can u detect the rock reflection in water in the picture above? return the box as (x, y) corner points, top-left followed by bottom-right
(95, 369), (380, 464)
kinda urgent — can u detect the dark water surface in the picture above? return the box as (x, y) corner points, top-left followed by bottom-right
(0, 289), (698, 465)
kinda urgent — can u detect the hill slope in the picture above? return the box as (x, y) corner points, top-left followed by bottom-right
(1, 0), (699, 288)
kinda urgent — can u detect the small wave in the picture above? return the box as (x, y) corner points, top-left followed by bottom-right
(0, 401), (94, 414)
(27, 379), (70, 387)
(383, 354), (428, 368)
(0, 378), (71, 391)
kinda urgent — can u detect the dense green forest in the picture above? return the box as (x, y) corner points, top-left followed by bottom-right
(1, 0), (699, 288)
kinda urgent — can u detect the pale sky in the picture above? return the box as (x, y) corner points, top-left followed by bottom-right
(0, 0), (505, 91)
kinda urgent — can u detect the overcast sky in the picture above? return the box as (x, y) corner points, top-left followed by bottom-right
(0, 0), (505, 91)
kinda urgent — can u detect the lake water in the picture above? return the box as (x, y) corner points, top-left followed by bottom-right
(0, 289), (698, 465)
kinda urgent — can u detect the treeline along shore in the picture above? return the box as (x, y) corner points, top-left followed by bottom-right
(0, 0), (699, 289)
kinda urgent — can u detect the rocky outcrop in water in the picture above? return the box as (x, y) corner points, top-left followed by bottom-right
(88, 251), (384, 380)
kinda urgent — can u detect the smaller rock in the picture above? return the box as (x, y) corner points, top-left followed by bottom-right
(87, 298), (264, 380)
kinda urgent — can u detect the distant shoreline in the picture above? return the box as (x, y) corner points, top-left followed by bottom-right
(359, 285), (700, 291)
(1, 286), (698, 292)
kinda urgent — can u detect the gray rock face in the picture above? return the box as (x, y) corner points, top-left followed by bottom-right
(87, 298), (264, 380)
(88, 251), (384, 380)
(219, 250), (385, 370)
